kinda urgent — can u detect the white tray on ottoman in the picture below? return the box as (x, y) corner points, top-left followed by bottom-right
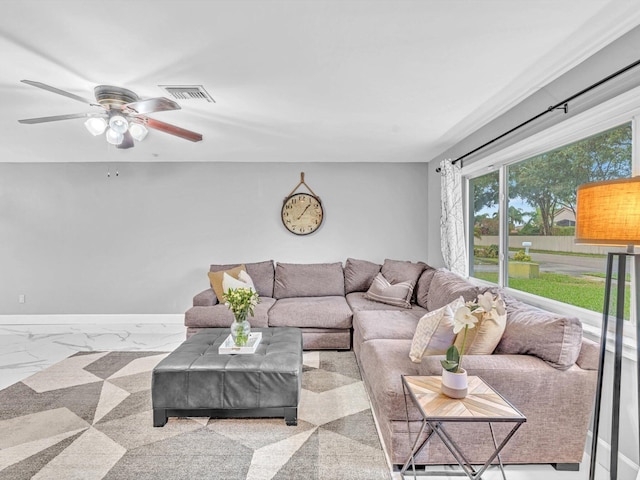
(219, 332), (262, 354)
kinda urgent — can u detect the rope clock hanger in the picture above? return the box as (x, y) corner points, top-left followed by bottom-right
(281, 172), (324, 235)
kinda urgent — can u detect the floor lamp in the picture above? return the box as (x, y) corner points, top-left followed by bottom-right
(576, 176), (640, 480)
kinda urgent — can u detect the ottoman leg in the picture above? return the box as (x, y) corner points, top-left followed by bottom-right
(284, 407), (297, 426)
(153, 408), (167, 427)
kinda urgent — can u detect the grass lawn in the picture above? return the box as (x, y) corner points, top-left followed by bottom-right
(474, 271), (630, 318)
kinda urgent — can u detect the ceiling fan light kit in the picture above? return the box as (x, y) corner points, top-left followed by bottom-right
(128, 123), (148, 141)
(19, 80), (203, 149)
(84, 117), (107, 136)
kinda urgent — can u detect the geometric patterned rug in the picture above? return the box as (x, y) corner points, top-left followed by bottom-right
(0, 350), (391, 480)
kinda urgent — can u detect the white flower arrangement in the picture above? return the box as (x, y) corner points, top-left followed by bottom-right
(224, 287), (260, 323)
(441, 292), (506, 373)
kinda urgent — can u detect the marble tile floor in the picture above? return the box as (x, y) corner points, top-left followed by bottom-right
(0, 322), (607, 479)
(0, 322), (185, 391)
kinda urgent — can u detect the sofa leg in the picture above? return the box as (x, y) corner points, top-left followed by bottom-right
(552, 463), (579, 471)
(284, 407), (297, 426)
(153, 408), (167, 427)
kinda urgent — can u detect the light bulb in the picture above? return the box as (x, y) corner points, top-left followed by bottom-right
(129, 123), (148, 141)
(109, 115), (129, 134)
(105, 128), (124, 145)
(84, 117), (107, 136)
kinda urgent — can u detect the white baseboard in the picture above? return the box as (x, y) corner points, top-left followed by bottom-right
(587, 431), (640, 480)
(0, 314), (184, 325)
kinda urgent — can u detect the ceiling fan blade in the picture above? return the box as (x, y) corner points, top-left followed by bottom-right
(141, 116), (203, 142)
(21, 80), (97, 106)
(124, 97), (181, 115)
(18, 112), (98, 124)
(117, 131), (135, 149)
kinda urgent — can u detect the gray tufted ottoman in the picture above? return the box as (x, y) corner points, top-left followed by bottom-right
(152, 327), (302, 426)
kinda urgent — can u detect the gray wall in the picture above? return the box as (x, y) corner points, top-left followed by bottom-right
(0, 162), (429, 314)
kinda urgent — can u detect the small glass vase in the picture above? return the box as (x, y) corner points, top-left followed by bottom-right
(230, 313), (251, 347)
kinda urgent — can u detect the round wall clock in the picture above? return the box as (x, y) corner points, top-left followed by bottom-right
(281, 192), (324, 235)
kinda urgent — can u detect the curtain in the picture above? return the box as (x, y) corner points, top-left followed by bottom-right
(440, 159), (468, 276)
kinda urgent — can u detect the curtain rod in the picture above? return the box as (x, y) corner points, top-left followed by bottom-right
(435, 56), (640, 173)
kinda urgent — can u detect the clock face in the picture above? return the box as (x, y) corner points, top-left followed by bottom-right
(281, 193), (323, 235)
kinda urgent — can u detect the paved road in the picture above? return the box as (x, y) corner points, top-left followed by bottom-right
(474, 252), (608, 277)
(528, 252), (607, 276)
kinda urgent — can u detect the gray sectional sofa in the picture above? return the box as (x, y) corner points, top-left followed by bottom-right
(184, 258), (598, 469)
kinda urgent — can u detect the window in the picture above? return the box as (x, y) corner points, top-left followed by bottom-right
(467, 120), (634, 322)
(469, 171), (499, 282)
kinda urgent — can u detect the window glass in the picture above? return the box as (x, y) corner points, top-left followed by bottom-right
(506, 123), (632, 317)
(469, 171), (499, 282)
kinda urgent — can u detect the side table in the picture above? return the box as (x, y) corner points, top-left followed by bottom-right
(401, 375), (526, 480)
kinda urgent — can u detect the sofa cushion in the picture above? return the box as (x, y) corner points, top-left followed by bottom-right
(274, 262), (345, 299)
(184, 297), (276, 329)
(346, 292), (426, 314)
(210, 260), (275, 298)
(410, 296), (464, 362)
(381, 259), (425, 287)
(365, 273), (413, 308)
(344, 258), (381, 294)
(495, 297), (583, 370)
(353, 310), (423, 343)
(208, 265), (246, 302)
(415, 267), (437, 309)
(426, 269), (478, 311)
(454, 310), (506, 355)
(358, 339), (422, 421)
(268, 296), (352, 329)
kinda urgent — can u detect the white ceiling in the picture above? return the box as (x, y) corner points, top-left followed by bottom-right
(1, 0), (639, 163)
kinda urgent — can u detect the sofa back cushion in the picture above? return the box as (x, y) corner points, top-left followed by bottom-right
(274, 262), (345, 299)
(495, 296), (583, 370)
(381, 259), (425, 287)
(415, 267), (437, 309)
(426, 269), (478, 311)
(344, 258), (382, 294)
(210, 260), (275, 298)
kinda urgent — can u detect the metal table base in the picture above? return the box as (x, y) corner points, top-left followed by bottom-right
(400, 375), (526, 480)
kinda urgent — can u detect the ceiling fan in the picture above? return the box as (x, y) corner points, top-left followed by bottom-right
(18, 80), (203, 149)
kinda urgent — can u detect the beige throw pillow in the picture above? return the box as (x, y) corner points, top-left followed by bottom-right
(208, 264), (246, 302)
(409, 296), (464, 363)
(365, 273), (413, 308)
(454, 310), (507, 355)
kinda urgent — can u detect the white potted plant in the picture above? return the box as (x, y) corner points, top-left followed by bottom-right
(440, 292), (505, 398)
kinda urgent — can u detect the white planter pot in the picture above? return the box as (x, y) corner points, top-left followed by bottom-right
(441, 368), (468, 399)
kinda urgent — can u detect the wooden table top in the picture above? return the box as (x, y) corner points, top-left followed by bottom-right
(403, 375), (526, 422)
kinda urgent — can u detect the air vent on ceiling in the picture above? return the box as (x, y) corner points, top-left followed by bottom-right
(159, 85), (215, 103)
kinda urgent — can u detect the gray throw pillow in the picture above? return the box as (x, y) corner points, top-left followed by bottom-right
(344, 258), (382, 294)
(365, 273), (413, 308)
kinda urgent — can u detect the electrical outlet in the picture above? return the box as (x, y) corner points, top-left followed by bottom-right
(18, 294), (25, 304)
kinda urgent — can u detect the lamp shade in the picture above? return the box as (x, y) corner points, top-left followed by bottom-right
(575, 176), (640, 246)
